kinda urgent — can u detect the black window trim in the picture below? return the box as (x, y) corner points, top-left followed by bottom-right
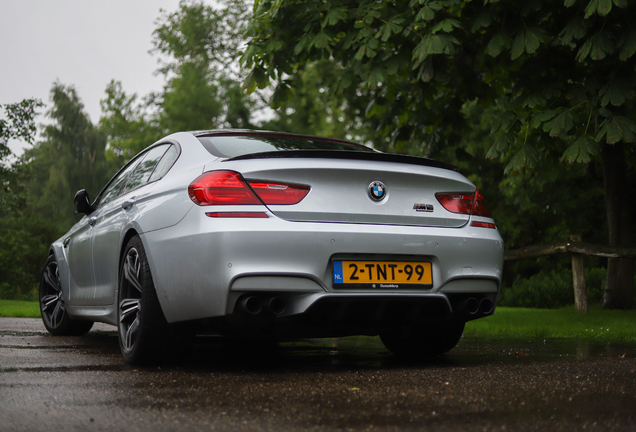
(92, 140), (181, 209)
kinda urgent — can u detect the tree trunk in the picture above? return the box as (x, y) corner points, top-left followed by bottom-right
(570, 235), (588, 314)
(601, 143), (635, 309)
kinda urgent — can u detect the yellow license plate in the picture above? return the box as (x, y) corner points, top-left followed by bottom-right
(333, 260), (432, 287)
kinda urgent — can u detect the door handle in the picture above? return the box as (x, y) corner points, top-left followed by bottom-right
(88, 217), (97, 227)
(122, 198), (135, 210)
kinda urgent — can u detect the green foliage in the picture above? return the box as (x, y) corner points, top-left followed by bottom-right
(243, 0), (636, 167)
(500, 268), (577, 309)
(243, 0), (636, 307)
(0, 99), (42, 163)
(1, 99), (43, 211)
(261, 61), (374, 143)
(0, 213), (55, 301)
(101, 0), (259, 160)
(24, 83), (112, 232)
(2, 86), (113, 301)
(99, 80), (161, 162)
(0, 99), (57, 300)
(499, 266), (609, 309)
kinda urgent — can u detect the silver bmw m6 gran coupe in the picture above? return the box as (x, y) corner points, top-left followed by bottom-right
(39, 130), (504, 365)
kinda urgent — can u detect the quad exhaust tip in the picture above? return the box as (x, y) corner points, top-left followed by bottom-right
(269, 297), (286, 315)
(465, 297), (494, 315)
(242, 296), (263, 314)
(240, 296), (286, 316)
(479, 298), (493, 314)
(466, 298), (479, 315)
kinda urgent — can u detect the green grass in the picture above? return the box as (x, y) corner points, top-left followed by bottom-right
(465, 306), (636, 342)
(0, 300), (41, 318)
(1, 301), (635, 342)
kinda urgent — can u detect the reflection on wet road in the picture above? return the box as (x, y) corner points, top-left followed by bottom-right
(1, 318), (635, 431)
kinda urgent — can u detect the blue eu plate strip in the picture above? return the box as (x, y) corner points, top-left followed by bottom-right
(333, 261), (343, 284)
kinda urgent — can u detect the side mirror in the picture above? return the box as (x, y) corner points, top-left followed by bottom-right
(74, 189), (93, 215)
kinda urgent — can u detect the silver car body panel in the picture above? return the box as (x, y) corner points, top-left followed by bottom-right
(142, 209), (503, 323)
(49, 131), (504, 330)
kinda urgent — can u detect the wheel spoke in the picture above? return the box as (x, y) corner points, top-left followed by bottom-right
(123, 317), (139, 350)
(51, 300), (65, 328)
(123, 250), (143, 293)
(41, 261), (66, 329)
(43, 264), (61, 293)
(119, 298), (141, 351)
(41, 294), (59, 312)
(119, 299), (140, 323)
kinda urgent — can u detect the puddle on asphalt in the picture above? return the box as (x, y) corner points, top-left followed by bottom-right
(1, 364), (129, 373)
(451, 336), (635, 365)
(172, 335), (636, 372)
(1, 329), (633, 373)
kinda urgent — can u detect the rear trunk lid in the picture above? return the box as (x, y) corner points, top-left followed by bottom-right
(220, 152), (474, 228)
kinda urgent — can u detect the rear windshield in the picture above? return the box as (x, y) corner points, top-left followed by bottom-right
(197, 134), (374, 159)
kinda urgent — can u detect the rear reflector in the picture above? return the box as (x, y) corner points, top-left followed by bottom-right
(206, 212), (269, 218)
(471, 221), (497, 229)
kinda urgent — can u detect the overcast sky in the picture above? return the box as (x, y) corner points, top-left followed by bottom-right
(1, 0), (204, 155)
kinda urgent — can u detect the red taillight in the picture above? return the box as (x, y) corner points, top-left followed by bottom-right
(436, 189), (493, 219)
(189, 171), (261, 206)
(247, 181), (310, 205)
(188, 170), (310, 206)
(471, 189), (493, 218)
(435, 193), (474, 214)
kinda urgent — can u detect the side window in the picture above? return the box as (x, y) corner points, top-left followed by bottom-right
(97, 159), (141, 208)
(121, 144), (171, 194)
(149, 145), (179, 182)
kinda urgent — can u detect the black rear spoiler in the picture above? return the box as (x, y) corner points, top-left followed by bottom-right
(226, 150), (460, 173)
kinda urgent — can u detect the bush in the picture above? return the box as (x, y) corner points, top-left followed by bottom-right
(499, 268), (574, 308)
(0, 213), (60, 301)
(585, 267), (607, 305)
(499, 266), (623, 308)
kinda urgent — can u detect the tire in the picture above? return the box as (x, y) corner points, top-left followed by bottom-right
(380, 318), (465, 358)
(39, 255), (94, 336)
(117, 235), (193, 365)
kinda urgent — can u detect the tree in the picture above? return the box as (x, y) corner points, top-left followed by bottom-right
(24, 83), (111, 232)
(100, 0), (259, 159)
(1, 99), (42, 213)
(261, 60), (374, 143)
(0, 99), (53, 300)
(242, 0), (636, 309)
(99, 80), (162, 163)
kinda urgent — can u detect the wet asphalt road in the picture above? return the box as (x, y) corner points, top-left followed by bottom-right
(1, 318), (635, 431)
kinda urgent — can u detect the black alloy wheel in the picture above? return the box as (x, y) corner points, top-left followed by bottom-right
(40, 255), (93, 335)
(118, 235), (193, 365)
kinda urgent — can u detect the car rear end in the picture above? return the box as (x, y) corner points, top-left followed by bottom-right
(145, 132), (503, 346)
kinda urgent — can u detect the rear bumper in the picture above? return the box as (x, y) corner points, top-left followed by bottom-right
(216, 291), (497, 338)
(142, 207), (504, 325)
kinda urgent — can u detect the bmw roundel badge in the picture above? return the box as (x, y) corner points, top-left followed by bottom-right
(368, 180), (387, 201)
